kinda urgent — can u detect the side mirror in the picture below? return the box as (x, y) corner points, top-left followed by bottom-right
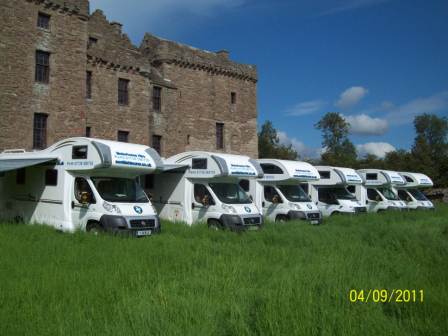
(148, 192), (153, 201)
(192, 202), (195, 209)
(249, 195), (253, 202)
(80, 191), (91, 205)
(262, 201), (265, 207)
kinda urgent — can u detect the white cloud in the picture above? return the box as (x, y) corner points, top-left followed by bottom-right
(343, 114), (389, 135)
(357, 142), (396, 158)
(336, 86), (369, 109)
(90, 0), (246, 41)
(385, 91), (448, 125)
(320, 0), (391, 16)
(286, 100), (326, 116)
(277, 131), (321, 159)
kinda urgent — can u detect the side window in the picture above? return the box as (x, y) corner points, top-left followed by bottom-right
(318, 189), (329, 203)
(367, 188), (380, 201)
(347, 185), (355, 194)
(239, 179), (249, 192)
(72, 145), (88, 159)
(194, 184), (214, 206)
(264, 186), (282, 203)
(319, 171), (331, 179)
(192, 158), (207, 169)
(144, 174), (154, 189)
(300, 183), (309, 194)
(74, 178), (96, 204)
(16, 168), (26, 185)
(398, 190), (411, 202)
(45, 169), (58, 186)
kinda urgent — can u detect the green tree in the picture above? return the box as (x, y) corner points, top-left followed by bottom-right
(411, 114), (448, 186)
(258, 121), (298, 160)
(315, 112), (357, 166)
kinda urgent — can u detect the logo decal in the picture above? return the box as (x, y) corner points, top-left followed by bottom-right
(244, 206), (252, 213)
(307, 204), (313, 209)
(134, 206), (143, 214)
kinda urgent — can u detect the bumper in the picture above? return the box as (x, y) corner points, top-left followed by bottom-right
(288, 211), (322, 224)
(219, 214), (263, 231)
(387, 206), (403, 211)
(99, 215), (161, 237)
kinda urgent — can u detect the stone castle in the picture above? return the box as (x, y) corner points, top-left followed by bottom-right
(0, 0), (258, 157)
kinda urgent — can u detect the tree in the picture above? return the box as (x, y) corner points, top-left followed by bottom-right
(258, 121), (298, 160)
(315, 112), (357, 166)
(411, 114), (448, 186)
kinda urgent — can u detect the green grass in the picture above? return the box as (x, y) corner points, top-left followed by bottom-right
(1, 205), (448, 335)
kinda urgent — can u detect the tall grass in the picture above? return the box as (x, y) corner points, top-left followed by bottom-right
(1, 205), (447, 335)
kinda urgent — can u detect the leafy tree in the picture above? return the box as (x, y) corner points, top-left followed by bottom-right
(411, 114), (448, 186)
(258, 121), (298, 160)
(315, 112), (357, 167)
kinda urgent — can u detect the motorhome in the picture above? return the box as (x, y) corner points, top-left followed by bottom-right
(145, 151), (264, 230)
(240, 159), (322, 224)
(356, 169), (408, 212)
(395, 172), (435, 210)
(0, 138), (163, 236)
(307, 166), (366, 217)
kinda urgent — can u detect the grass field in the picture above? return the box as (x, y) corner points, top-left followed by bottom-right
(1, 205), (448, 335)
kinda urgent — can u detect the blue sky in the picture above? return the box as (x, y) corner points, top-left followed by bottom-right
(90, 0), (448, 159)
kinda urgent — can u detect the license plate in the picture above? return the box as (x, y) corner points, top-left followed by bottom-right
(247, 226), (260, 231)
(137, 230), (152, 237)
(310, 220), (319, 225)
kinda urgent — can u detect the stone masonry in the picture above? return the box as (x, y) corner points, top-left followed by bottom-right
(0, 0), (258, 157)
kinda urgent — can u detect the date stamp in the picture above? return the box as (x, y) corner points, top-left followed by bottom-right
(349, 289), (424, 303)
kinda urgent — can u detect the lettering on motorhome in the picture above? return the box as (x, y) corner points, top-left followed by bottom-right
(67, 161), (94, 167)
(189, 170), (216, 175)
(114, 152), (151, 167)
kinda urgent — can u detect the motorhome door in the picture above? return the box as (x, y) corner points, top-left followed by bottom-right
(71, 177), (96, 229)
(263, 185), (282, 217)
(192, 184), (217, 223)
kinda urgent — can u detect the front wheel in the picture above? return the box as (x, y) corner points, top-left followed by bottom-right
(208, 219), (223, 231)
(86, 221), (103, 235)
(275, 215), (288, 223)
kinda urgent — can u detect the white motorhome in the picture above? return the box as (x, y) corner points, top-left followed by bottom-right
(307, 166), (367, 217)
(0, 138), (163, 236)
(356, 169), (408, 212)
(395, 172), (435, 210)
(145, 151), (263, 230)
(240, 159), (322, 224)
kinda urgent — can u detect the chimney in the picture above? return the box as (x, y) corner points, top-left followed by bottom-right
(110, 21), (123, 34)
(216, 50), (229, 60)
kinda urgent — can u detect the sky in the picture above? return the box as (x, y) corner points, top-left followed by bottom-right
(90, 0), (448, 159)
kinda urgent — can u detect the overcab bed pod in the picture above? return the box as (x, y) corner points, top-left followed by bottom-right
(308, 166), (367, 217)
(0, 137), (164, 237)
(145, 151), (264, 231)
(242, 159), (322, 224)
(396, 172), (435, 210)
(356, 169), (408, 212)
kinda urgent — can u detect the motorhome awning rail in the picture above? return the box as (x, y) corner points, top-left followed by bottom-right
(0, 157), (58, 172)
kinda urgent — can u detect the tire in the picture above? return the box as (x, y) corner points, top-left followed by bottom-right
(86, 221), (103, 235)
(208, 219), (222, 231)
(275, 215), (288, 223)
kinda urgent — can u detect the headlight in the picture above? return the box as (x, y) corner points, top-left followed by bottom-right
(222, 204), (237, 214)
(103, 201), (121, 214)
(288, 202), (301, 210)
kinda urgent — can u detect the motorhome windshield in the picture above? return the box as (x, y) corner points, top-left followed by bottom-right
(91, 177), (149, 203)
(378, 188), (398, 201)
(326, 187), (356, 200)
(209, 183), (252, 204)
(278, 185), (310, 202)
(408, 189), (428, 201)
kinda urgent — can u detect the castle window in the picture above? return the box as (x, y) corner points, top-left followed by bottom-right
(216, 123), (224, 150)
(231, 92), (237, 104)
(85, 127), (91, 137)
(118, 79), (129, 105)
(33, 113), (48, 149)
(37, 12), (50, 30)
(86, 71), (92, 99)
(35, 50), (50, 84)
(88, 37), (98, 49)
(152, 135), (162, 155)
(117, 130), (129, 143)
(152, 86), (161, 112)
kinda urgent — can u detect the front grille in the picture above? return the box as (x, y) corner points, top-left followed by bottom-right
(307, 212), (321, 220)
(243, 216), (261, 225)
(130, 219), (156, 229)
(355, 207), (367, 213)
